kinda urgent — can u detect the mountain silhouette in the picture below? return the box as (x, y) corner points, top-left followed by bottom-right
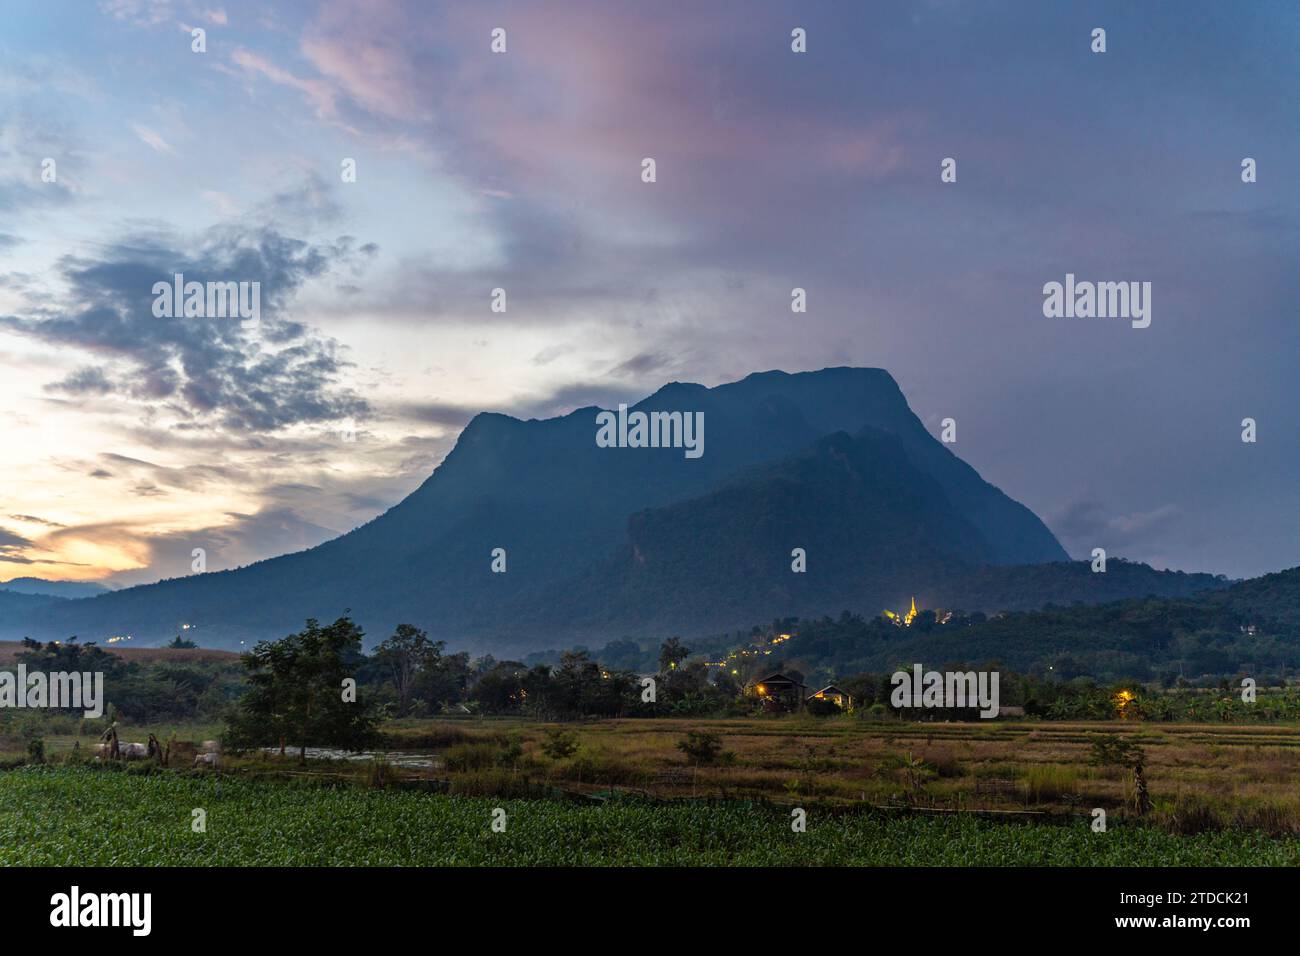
(8, 367), (1218, 653)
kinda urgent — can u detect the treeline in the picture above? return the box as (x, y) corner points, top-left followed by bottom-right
(687, 566), (1300, 686)
(2, 637), (243, 726)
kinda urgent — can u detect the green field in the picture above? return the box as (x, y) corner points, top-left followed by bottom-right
(2, 765), (1297, 866)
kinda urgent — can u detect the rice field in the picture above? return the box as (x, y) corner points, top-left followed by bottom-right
(378, 717), (1300, 827)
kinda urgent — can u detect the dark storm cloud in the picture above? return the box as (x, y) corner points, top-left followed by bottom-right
(1, 225), (373, 431)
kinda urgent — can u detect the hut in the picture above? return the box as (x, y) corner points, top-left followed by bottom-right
(748, 672), (806, 710)
(807, 684), (853, 709)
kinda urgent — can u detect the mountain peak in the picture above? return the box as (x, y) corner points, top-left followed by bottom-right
(9, 366), (1069, 650)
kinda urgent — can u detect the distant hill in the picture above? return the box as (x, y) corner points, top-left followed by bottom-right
(0, 367), (1235, 654)
(1, 577), (110, 600)
(0, 589), (63, 620)
(738, 566), (1298, 684)
(0, 640), (237, 667)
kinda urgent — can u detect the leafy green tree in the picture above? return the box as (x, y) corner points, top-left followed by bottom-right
(374, 624), (439, 716)
(226, 616), (377, 762)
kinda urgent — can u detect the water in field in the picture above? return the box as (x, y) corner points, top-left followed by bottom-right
(262, 747), (438, 768)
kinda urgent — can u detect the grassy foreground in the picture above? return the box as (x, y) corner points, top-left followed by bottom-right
(2, 765), (1298, 866)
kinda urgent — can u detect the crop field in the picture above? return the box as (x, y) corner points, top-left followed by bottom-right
(370, 717), (1300, 831)
(2, 765), (1298, 866)
(5, 717), (1300, 865)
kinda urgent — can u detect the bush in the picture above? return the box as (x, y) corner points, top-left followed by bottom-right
(677, 731), (734, 767)
(805, 698), (843, 717)
(442, 742), (500, 772)
(540, 729), (579, 761)
(498, 734), (524, 769)
(26, 737), (45, 764)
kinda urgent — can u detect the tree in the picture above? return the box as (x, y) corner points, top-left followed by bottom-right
(226, 616), (377, 762)
(1089, 733), (1152, 816)
(374, 623), (438, 716)
(167, 634), (198, 649)
(658, 636), (690, 673)
(472, 661), (529, 713)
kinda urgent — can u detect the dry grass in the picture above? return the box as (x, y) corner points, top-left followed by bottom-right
(368, 716), (1300, 828)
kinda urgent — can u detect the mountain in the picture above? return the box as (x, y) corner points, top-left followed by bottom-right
(517, 426), (997, 635)
(4, 367), (1217, 653)
(0, 589), (64, 619)
(0, 577), (110, 600)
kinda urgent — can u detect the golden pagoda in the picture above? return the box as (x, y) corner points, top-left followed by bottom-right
(884, 596), (921, 626)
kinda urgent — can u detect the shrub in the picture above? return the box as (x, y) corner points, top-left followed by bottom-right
(540, 729), (579, 761)
(498, 734), (524, 769)
(442, 742), (500, 773)
(805, 698), (842, 717)
(676, 731), (734, 767)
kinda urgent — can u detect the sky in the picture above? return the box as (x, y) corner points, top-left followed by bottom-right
(0, 0), (1297, 587)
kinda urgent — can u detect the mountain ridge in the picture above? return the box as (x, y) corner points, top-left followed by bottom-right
(2, 367), (1216, 652)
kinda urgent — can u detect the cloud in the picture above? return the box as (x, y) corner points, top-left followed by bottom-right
(609, 351), (675, 377)
(98, 0), (173, 27)
(1, 223), (374, 432)
(1051, 499), (1184, 558)
(230, 47), (339, 121)
(9, 515), (66, 528)
(0, 527), (34, 548)
(47, 366), (113, 396)
(0, 527), (35, 563)
(131, 123), (176, 155)
(0, 109), (79, 213)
